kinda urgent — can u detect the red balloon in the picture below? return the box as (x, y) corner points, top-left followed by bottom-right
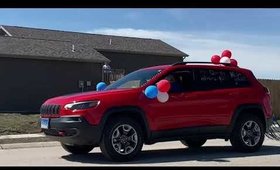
(157, 79), (171, 92)
(211, 55), (221, 64)
(230, 59), (238, 67)
(222, 50), (232, 58)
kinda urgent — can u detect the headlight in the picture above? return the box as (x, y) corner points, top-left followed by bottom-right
(64, 101), (100, 110)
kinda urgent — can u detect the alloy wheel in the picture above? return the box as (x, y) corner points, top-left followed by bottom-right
(241, 120), (261, 147)
(111, 124), (138, 155)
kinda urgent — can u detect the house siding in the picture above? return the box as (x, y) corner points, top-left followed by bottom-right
(0, 56), (102, 112)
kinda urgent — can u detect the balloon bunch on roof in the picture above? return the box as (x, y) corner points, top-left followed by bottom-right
(211, 50), (238, 67)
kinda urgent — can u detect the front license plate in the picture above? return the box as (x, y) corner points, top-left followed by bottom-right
(41, 118), (49, 129)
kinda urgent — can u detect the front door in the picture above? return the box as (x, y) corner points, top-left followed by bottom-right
(147, 69), (202, 131)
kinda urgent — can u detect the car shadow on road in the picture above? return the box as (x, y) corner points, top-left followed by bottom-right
(61, 145), (280, 164)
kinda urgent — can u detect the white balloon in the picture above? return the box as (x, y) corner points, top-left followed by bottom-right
(157, 91), (169, 103)
(219, 56), (231, 64)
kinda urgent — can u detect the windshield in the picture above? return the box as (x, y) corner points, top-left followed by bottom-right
(105, 69), (161, 90)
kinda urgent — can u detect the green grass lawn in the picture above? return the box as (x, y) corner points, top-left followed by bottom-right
(0, 113), (41, 136)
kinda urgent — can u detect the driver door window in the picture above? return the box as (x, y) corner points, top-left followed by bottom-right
(164, 69), (195, 93)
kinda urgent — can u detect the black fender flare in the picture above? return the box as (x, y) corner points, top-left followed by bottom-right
(99, 106), (151, 141)
(227, 104), (265, 134)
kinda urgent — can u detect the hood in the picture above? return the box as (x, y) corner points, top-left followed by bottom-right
(44, 88), (140, 105)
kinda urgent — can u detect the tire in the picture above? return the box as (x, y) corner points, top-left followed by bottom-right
(180, 138), (207, 148)
(230, 114), (265, 152)
(100, 117), (144, 162)
(61, 143), (94, 154)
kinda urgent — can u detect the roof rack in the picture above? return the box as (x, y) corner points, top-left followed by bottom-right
(172, 62), (231, 66)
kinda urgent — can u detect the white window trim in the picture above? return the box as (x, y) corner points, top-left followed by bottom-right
(0, 26), (12, 36)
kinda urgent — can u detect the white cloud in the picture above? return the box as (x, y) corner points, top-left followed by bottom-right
(87, 28), (280, 79)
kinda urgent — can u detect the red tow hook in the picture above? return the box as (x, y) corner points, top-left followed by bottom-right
(58, 131), (65, 137)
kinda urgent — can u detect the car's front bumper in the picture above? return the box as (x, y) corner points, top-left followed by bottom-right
(41, 116), (102, 146)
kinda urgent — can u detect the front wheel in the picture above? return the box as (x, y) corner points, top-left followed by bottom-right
(61, 143), (94, 154)
(100, 117), (144, 162)
(230, 115), (265, 152)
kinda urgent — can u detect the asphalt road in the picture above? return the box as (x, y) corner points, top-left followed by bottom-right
(0, 138), (280, 166)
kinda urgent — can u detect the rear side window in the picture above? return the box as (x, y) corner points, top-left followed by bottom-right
(195, 69), (232, 90)
(194, 69), (250, 90)
(229, 71), (250, 87)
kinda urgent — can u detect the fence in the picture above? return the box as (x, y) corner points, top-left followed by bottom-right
(258, 79), (280, 119)
(102, 68), (125, 85)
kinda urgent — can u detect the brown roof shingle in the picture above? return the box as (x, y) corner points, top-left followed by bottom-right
(0, 36), (110, 63)
(2, 25), (188, 57)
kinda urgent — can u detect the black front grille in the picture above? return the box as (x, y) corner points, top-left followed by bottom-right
(40, 104), (60, 115)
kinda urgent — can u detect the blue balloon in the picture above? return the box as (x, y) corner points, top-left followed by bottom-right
(96, 82), (107, 91)
(144, 85), (158, 99)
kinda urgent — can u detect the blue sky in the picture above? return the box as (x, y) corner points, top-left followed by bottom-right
(0, 9), (280, 79)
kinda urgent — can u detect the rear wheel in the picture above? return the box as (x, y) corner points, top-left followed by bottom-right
(230, 114), (265, 152)
(61, 143), (94, 154)
(180, 138), (207, 148)
(100, 117), (144, 162)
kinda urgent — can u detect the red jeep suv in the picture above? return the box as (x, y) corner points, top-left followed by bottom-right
(40, 62), (273, 161)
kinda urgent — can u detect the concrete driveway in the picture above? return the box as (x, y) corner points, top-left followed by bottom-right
(0, 138), (280, 166)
